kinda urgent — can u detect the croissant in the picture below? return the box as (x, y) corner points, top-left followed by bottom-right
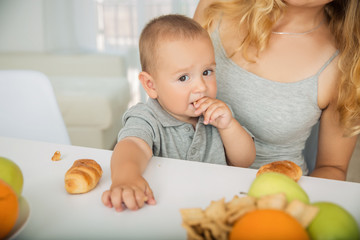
(256, 160), (302, 182)
(65, 159), (103, 194)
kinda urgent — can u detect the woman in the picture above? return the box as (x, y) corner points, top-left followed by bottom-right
(194, 0), (360, 180)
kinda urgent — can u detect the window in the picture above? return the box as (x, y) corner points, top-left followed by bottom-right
(95, 0), (199, 53)
(95, 0), (199, 104)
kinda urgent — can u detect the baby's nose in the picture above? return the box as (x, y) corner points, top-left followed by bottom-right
(193, 77), (207, 92)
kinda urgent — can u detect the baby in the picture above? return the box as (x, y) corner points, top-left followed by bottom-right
(102, 14), (255, 211)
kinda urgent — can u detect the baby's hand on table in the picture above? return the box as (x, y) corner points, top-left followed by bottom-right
(101, 176), (156, 212)
(194, 97), (233, 129)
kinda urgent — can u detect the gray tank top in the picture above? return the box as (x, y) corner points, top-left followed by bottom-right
(211, 27), (338, 175)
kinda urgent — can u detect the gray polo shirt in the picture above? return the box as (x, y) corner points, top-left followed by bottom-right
(118, 98), (226, 165)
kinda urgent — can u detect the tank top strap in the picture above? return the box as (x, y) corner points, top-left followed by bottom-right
(316, 50), (339, 76)
(216, 13), (223, 30)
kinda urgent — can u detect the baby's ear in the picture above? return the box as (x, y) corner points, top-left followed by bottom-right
(138, 71), (158, 99)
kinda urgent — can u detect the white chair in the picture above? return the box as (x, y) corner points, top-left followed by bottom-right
(0, 70), (71, 144)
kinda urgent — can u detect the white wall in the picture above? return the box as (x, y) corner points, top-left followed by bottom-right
(43, 0), (97, 53)
(0, 0), (198, 54)
(0, 0), (97, 53)
(0, 0), (45, 52)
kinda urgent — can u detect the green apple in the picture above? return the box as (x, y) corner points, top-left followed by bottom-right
(307, 202), (360, 240)
(0, 156), (24, 196)
(248, 172), (309, 204)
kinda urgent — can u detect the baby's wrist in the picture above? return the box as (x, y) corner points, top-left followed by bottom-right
(218, 117), (237, 131)
(228, 117), (239, 127)
(111, 170), (141, 185)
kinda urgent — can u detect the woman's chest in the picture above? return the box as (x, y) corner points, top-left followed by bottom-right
(215, 66), (321, 143)
(219, 23), (337, 84)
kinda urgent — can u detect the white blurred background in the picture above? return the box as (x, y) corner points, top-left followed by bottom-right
(0, 0), (199, 103)
(0, 0), (199, 149)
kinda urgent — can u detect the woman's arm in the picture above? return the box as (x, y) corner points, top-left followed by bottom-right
(311, 102), (358, 180)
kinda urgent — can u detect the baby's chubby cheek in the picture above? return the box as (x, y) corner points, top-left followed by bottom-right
(208, 88), (217, 99)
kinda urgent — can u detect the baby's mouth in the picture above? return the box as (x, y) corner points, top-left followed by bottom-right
(191, 101), (198, 110)
(192, 99), (200, 107)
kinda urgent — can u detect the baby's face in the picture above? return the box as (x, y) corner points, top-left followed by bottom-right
(152, 35), (217, 124)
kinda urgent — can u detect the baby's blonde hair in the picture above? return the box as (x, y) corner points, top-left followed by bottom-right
(204, 0), (360, 136)
(139, 14), (210, 75)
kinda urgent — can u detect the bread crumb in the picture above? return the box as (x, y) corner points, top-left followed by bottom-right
(51, 151), (61, 161)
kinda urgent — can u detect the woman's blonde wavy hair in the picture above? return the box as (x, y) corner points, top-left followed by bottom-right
(203, 0), (360, 137)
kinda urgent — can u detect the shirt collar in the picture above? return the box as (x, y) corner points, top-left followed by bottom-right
(147, 98), (204, 127)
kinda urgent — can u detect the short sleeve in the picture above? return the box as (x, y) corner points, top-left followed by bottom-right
(117, 103), (159, 149)
(118, 117), (155, 149)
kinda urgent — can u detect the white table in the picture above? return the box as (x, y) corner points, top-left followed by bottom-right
(1, 136), (359, 239)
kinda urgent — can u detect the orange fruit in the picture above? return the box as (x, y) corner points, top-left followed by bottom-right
(0, 179), (19, 239)
(229, 209), (309, 240)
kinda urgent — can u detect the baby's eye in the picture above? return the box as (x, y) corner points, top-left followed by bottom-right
(179, 75), (189, 82)
(203, 69), (213, 76)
